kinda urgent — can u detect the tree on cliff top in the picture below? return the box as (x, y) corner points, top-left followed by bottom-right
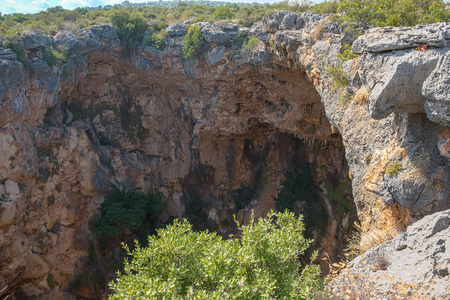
(109, 211), (323, 299)
(182, 24), (203, 62)
(338, 0), (450, 27)
(109, 9), (148, 55)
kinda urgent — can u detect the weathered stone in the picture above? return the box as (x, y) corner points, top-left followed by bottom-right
(22, 32), (53, 50)
(423, 51), (450, 126)
(167, 23), (188, 37)
(352, 23), (450, 54)
(202, 23), (238, 45)
(348, 210), (450, 298)
(0, 47), (17, 60)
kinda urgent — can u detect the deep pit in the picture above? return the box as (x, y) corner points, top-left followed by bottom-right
(1, 36), (357, 300)
(34, 52), (356, 297)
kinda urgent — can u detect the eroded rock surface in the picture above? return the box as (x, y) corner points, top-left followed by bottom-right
(349, 209), (450, 298)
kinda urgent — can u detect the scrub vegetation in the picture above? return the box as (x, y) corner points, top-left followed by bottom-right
(109, 211), (324, 299)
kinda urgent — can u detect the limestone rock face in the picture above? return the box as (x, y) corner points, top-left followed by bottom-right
(423, 51), (450, 127)
(0, 13), (449, 299)
(349, 209), (450, 298)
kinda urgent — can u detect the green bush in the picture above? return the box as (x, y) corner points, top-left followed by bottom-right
(145, 30), (168, 50)
(230, 184), (257, 210)
(242, 35), (259, 58)
(275, 167), (328, 241)
(311, 0), (339, 14)
(326, 66), (349, 90)
(95, 189), (165, 240)
(212, 6), (235, 20)
(109, 9), (149, 55)
(43, 46), (68, 66)
(338, 0), (450, 27)
(2, 35), (28, 66)
(182, 24), (203, 61)
(109, 211), (323, 299)
(327, 44), (357, 92)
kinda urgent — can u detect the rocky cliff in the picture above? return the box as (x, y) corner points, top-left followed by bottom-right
(0, 11), (449, 299)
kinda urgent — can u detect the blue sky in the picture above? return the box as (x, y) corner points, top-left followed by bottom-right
(1, 0), (323, 14)
(2, 0), (449, 15)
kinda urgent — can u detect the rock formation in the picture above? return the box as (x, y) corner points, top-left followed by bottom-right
(0, 11), (448, 299)
(344, 209), (450, 298)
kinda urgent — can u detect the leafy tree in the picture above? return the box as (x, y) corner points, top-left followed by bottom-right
(338, 0), (450, 27)
(311, 0), (339, 14)
(95, 189), (165, 240)
(212, 6), (235, 20)
(109, 9), (149, 55)
(109, 211), (323, 299)
(182, 24), (203, 61)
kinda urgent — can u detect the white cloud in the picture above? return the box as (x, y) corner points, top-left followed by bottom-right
(60, 0), (91, 7)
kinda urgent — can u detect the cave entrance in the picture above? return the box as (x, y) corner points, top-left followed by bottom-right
(57, 54), (357, 274)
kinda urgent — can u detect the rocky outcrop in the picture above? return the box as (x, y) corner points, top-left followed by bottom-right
(347, 209), (450, 298)
(0, 10), (449, 299)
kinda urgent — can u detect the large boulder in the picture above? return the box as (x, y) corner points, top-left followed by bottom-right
(347, 210), (450, 298)
(352, 23), (450, 54)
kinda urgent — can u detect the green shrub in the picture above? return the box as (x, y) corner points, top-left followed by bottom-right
(327, 44), (357, 93)
(326, 66), (349, 90)
(338, 90), (352, 105)
(109, 211), (323, 299)
(230, 184), (257, 210)
(43, 46), (68, 66)
(182, 24), (203, 61)
(95, 189), (165, 240)
(311, 0), (339, 14)
(275, 167), (328, 241)
(212, 6), (235, 20)
(242, 35), (259, 58)
(338, 0), (450, 28)
(145, 30), (168, 50)
(109, 9), (149, 55)
(385, 161), (403, 177)
(2, 35), (29, 66)
(324, 182), (353, 218)
(337, 44), (358, 62)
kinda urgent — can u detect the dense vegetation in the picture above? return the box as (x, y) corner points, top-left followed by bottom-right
(337, 0), (450, 27)
(95, 189), (165, 240)
(109, 211), (323, 299)
(0, 0), (448, 40)
(1, 0), (448, 61)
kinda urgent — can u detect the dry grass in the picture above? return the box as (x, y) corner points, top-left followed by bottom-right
(345, 205), (403, 258)
(312, 19), (328, 40)
(326, 265), (432, 300)
(354, 86), (370, 105)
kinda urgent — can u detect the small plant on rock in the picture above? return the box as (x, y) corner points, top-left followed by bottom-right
(145, 30), (168, 50)
(385, 161), (403, 177)
(242, 35), (259, 58)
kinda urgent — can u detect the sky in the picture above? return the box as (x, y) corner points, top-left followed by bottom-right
(1, 0), (323, 15)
